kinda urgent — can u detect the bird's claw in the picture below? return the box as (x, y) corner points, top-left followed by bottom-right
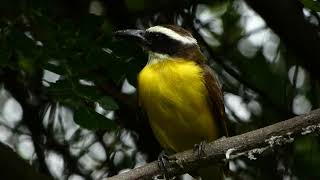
(158, 151), (170, 175)
(157, 151), (177, 179)
(193, 141), (207, 159)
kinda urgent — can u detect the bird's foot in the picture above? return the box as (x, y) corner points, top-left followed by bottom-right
(193, 141), (207, 159)
(158, 151), (170, 174)
(157, 151), (177, 179)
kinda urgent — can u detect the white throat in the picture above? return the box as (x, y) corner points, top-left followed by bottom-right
(148, 52), (170, 65)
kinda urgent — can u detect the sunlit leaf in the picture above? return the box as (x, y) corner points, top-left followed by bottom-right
(18, 54), (35, 74)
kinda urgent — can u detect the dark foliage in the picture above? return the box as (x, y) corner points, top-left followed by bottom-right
(0, 0), (320, 179)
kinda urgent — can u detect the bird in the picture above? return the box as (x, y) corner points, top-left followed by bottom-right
(114, 25), (227, 180)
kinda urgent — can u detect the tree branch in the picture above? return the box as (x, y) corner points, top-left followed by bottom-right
(107, 108), (320, 180)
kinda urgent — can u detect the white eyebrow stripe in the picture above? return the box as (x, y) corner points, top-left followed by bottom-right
(147, 26), (197, 44)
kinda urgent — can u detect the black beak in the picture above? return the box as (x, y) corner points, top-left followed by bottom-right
(113, 29), (150, 47)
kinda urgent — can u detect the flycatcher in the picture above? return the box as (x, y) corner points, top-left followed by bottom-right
(115, 25), (227, 180)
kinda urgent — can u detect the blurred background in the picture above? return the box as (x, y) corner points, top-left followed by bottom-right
(0, 0), (320, 179)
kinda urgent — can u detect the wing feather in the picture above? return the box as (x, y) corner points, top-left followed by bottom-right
(202, 64), (228, 137)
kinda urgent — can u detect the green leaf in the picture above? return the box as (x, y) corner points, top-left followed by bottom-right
(85, 47), (114, 68)
(47, 80), (82, 106)
(98, 96), (119, 110)
(75, 84), (101, 102)
(44, 63), (66, 75)
(74, 106), (117, 130)
(300, 0), (320, 11)
(18, 54), (35, 74)
(48, 79), (73, 95)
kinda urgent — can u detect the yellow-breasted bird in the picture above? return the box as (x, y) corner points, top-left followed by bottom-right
(115, 25), (227, 180)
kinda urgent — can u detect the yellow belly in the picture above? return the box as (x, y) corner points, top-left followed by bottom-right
(138, 59), (219, 152)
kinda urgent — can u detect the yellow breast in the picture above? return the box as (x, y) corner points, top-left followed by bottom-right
(138, 59), (218, 152)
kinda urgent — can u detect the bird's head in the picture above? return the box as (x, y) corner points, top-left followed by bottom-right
(114, 25), (205, 63)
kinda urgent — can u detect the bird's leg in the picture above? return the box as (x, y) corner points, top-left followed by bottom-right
(193, 141), (207, 159)
(157, 151), (177, 179)
(158, 151), (170, 175)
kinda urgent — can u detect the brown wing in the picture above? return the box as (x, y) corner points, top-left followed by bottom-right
(202, 64), (228, 137)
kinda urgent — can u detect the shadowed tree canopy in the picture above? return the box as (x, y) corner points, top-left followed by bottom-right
(0, 0), (320, 179)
